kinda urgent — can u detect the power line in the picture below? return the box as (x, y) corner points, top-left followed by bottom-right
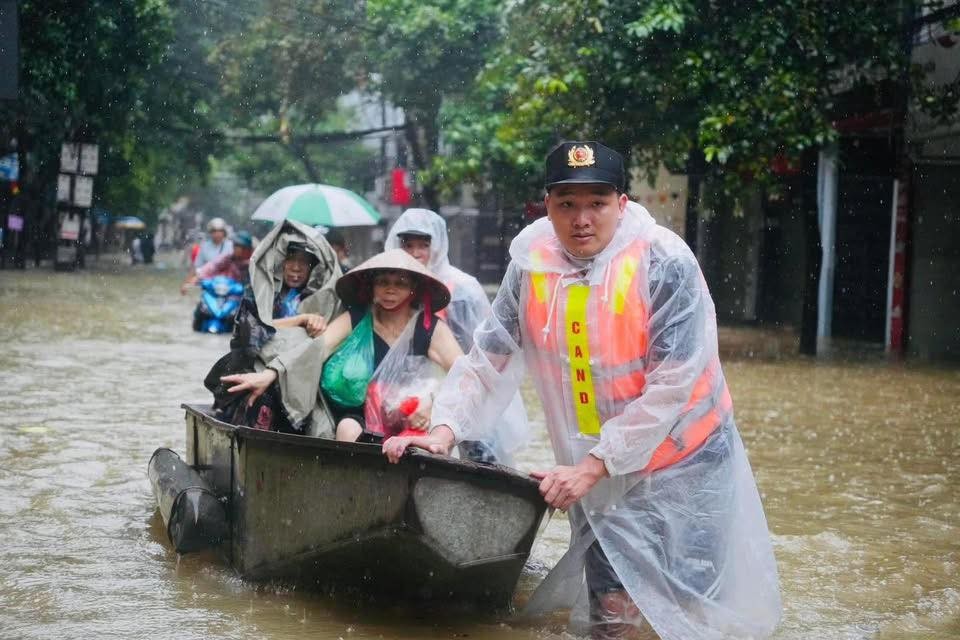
(164, 122), (408, 145)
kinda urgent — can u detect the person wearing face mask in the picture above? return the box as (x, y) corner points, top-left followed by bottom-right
(380, 141), (782, 640)
(385, 209), (530, 466)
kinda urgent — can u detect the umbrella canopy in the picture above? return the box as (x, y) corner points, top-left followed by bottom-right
(251, 184), (381, 227)
(114, 216), (146, 230)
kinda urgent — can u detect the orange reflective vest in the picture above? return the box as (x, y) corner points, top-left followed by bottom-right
(524, 239), (731, 473)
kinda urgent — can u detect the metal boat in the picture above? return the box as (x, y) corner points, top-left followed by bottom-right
(148, 404), (548, 609)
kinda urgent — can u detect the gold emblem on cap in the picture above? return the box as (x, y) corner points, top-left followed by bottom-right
(567, 145), (596, 168)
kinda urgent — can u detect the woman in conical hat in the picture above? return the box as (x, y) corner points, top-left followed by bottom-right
(222, 249), (463, 442)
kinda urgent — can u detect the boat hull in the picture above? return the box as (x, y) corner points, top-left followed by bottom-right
(181, 404), (547, 608)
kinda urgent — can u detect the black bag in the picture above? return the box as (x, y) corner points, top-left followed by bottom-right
(203, 299), (301, 434)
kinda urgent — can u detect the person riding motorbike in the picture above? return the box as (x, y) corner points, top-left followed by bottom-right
(193, 217), (233, 270)
(180, 231), (255, 294)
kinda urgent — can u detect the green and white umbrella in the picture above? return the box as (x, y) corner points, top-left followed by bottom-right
(251, 184), (381, 227)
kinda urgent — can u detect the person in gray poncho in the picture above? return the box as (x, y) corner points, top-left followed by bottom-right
(248, 220), (342, 327)
(206, 220), (344, 437)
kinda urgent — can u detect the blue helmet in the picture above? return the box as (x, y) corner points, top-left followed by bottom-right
(231, 230), (254, 248)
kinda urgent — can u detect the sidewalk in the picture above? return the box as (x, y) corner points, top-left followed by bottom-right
(717, 325), (799, 359)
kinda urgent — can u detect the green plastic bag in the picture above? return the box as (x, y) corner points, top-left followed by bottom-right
(320, 311), (375, 407)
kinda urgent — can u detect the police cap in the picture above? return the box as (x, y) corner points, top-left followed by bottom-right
(544, 140), (625, 191)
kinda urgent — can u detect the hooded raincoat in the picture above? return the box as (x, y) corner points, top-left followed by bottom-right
(431, 203), (781, 639)
(249, 220), (343, 437)
(386, 208), (529, 464)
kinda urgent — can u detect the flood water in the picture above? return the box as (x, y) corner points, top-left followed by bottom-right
(1, 258), (957, 640)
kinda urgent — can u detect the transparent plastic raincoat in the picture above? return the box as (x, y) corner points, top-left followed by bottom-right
(364, 312), (448, 438)
(431, 203), (781, 639)
(386, 208), (529, 464)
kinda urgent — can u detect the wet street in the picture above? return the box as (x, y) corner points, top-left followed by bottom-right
(0, 259), (957, 640)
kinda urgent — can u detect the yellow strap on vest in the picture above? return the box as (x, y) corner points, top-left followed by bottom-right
(531, 272), (548, 304)
(530, 248), (548, 304)
(565, 284), (601, 436)
(612, 255), (638, 315)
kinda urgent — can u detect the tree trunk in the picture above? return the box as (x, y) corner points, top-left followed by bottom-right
(799, 150), (821, 355)
(684, 173), (701, 254)
(403, 117), (441, 211)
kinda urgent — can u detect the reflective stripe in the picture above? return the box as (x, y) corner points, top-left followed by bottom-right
(531, 271), (548, 304)
(644, 382), (733, 473)
(565, 285), (601, 436)
(612, 254), (638, 314)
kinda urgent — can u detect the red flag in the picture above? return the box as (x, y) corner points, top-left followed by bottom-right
(390, 168), (412, 206)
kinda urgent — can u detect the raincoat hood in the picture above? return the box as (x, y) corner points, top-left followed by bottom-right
(508, 200), (656, 280)
(249, 219), (342, 324)
(385, 208), (451, 274)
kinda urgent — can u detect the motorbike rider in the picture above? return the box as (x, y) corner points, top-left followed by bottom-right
(193, 217), (233, 270)
(180, 231), (255, 295)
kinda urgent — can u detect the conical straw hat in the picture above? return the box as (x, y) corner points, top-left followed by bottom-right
(335, 249), (451, 310)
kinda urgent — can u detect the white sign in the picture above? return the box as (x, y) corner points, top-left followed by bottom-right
(57, 174), (72, 203)
(60, 143), (79, 173)
(73, 175), (94, 208)
(59, 211), (80, 240)
(0, 153), (18, 181)
(80, 144), (99, 175)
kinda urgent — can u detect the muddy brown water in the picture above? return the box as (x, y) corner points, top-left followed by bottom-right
(1, 259), (957, 639)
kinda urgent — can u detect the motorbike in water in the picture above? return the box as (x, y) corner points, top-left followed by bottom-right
(192, 276), (245, 334)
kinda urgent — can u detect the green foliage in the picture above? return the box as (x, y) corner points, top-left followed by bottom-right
(208, 1), (376, 190)
(435, 0), (914, 199)
(362, 0), (504, 203)
(2, 0), (220, 226)
(226, 134), (374, 196)
(211, 0), (360, 133)
(364, 0), (501, 112)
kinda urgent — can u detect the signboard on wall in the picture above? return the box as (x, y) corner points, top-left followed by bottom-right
(79, 144), (99, 175)
(60, 143), (80, 173)
(59, 211), (81, 241)
(57, 174), (72, 203)
(73, 175), (93, 207)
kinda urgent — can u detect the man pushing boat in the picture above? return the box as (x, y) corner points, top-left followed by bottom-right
(382, 141), (783, 639)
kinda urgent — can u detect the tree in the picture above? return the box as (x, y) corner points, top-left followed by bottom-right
(434, 1), (960, 352)
(438, 1), (913, 190)
(0, 0), (223, 255)
(210, 0), (364, 183)
(362, 0), (503, 209)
